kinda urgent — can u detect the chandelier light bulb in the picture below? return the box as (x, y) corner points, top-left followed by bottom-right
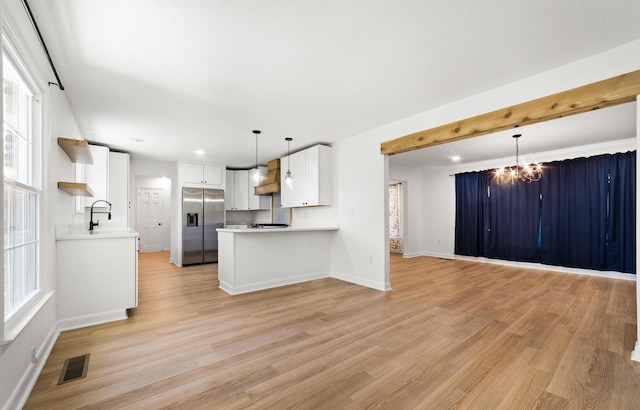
(494, 134), (542, 184)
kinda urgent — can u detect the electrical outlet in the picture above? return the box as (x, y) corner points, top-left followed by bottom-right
(31, 346), (38, 364)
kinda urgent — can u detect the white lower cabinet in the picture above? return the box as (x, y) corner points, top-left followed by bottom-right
(56, 234), (138, 324)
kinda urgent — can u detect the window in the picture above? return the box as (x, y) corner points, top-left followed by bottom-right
(3, 39), (41, 321)
(74, 162), (85, 214)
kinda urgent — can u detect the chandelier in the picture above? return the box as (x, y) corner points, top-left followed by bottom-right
(495, 134), (542, 183)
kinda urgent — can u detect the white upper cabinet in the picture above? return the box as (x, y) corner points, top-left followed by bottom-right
(183, 162), (224, 188)
(226, 170), (249, 210)
(204, 164), (224, 186)
(226, 167), (270, 211)
(85, 144), (110, 207)
(280, 145), (331, 208)
(107, 151), (130, 227)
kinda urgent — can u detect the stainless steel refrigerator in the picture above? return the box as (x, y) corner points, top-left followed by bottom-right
(182, 188), (225, 265)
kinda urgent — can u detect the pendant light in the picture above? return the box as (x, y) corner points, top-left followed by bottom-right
(252, 130), (262, 183)
(285, 137), (293, 184)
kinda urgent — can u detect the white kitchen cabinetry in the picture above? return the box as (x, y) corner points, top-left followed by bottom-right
(226, 170), (249, 210)
(84, 144), (110, 207)
(184, 162), (224, 188)
(280, 145), (331, 208)
(56, 230), (139, 327)
(108, 151), (130, 226)
(226, 168), (270, 211)
(218, 227), (339, 295)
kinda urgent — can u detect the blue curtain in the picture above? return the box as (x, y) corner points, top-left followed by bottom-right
(454, 151), (636, 274)
(485, 175), (541, 263)
(454, 171), (488, 256)
(606, 151), (636, 273)
(540, 155), (610, 270)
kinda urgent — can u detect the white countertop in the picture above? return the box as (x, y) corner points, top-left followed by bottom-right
(217, 226), (339, 233)
(56, 225), (139, 240)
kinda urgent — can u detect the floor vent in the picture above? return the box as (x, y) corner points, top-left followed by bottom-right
(58, 353), (90, 385)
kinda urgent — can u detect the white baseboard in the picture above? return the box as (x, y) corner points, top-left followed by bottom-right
(422, 252), (455, 260)
(219, 272), (329, 295)
(5, 324), (59, 410)
(452, 254), (636, 281)
(417, 252), (635, 281)
(218, 280), (234, 295)
(401, 252), (423, 258)
(57, 310), (128, 333)
(331, 271), (391, 291)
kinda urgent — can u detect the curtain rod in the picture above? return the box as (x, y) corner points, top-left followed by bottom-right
(21, 0), (64, 91)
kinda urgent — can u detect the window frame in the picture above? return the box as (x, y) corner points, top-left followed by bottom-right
(2, 27), (45, 340)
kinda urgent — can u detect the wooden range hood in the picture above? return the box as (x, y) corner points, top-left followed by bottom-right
(254, 158), (281, 195)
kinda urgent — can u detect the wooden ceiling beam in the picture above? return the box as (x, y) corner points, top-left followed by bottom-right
(381, 70), (640, 156)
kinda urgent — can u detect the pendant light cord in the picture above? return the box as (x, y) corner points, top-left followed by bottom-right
(285, 137), (293, 177)
(252, 130), (261, 170)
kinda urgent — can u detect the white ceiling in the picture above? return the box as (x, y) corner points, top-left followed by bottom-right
(30, 0), (640, 168)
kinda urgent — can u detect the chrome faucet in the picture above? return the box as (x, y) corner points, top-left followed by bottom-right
(89, 200), (112, 231)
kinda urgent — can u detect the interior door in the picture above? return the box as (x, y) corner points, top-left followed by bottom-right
(139, 188), (163, 252)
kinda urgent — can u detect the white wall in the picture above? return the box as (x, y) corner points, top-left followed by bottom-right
(422, 168), (456, 258)
(1, 1), (86, 407)
(328, 132), (391, 291)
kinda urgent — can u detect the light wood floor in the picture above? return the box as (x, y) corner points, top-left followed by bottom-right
(25, 252), (640, 409)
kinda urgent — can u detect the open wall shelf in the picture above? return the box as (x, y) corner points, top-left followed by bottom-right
(57, 137), (96, 196)
(57, 182), (94, 197)
(58, 137), (94, 164)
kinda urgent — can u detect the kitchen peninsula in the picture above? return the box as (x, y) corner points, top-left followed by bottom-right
(217, 226), (339, 295)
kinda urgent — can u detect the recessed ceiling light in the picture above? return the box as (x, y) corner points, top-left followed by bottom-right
(451, 155), (461, 162)
(195, 149), (205, 156)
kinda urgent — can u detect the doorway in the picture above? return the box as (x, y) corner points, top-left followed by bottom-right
(139, 188), (163, 252)
(389, 182), (403, 253)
